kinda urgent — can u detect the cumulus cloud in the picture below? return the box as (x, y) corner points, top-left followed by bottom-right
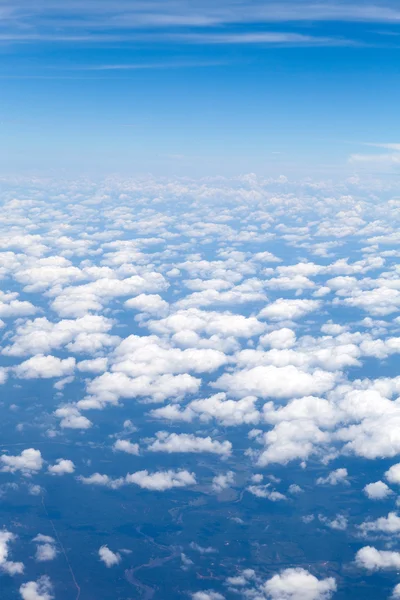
(386, 464), (400, 485)
(355, 546), (400, 570)
(259, 299), (321, 321)
(0, 449), (43, 474)
(262, 568), (336, 600)
(359, 512), (400, 535)
(0, 530), (24, 575)
(47, 459), (75, 475)
(212, 471), (235, 493)
(125, 469), (196, 491)
(14, 355), (75, 379)
(79, 469), (197, 491)
(316, 468), (348, 486)
(20, 576), (54, 600)
(215, 365), (337, 400)
(247, 484), (287, 502)
(54, 406), (92, 430)
(98, 545), (121, 567)
(147, 432), (232, 457)
(113, 439), (140, 455)
(364, 481), (392, 500)
(192, 592), (224, 600)
(151, 393), (260, 427)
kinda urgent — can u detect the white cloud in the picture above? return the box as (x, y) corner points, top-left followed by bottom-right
(125, 293), (169, 316)
(262, 568), (336, 600)
(319, 514), (348, 531)
(98, 545), (121, 567)
(0, 530), (24, 575)
(125, 469), (196, 491)
(147, 432), (232, 457)
(190, 542), (217, 554)
(149, 308), (265, 338)
(47, 459), (75, 475)
(259, 328), (296, 349)
(392, 584), (400, 599)
(192, 592), (224, 600)
(14, 355), (75, 379)
(81, 371), (201, 409)
(364, 481), (392, 500)
(316, 468), (348, 486)
(259, 299), (321, 321)
(247, 484), (287, 501)
(20, 576), (54, 600)
(113, 439), (140, 455)
(0, 448), (43, 474)
(35, 543), (57, 562)
(54, 406), (92, 429)
(212, 471), (235, 493)
(359, 512), (400, 535)
(151, 393), (260, 427)
(215, 365), (337, 400)
(386, 464), (400, 485)
(355, 546), (400, 570)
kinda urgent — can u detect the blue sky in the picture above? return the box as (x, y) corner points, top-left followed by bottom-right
(1, 0), (400, 176)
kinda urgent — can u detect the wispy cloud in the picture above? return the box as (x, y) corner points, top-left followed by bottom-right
(3, 1), (400, 28)
(349, 152), (400, 164)
(0, 1), (400, 48)
(363, 142), (400, 151)
(78, 60), (228, 70)
(171, 32), (358, 46)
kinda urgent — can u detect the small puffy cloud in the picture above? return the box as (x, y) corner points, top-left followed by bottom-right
(14, 355), (75, 379)
(47, 459), (75, 476)
(215, 365), (336, 400)
(316, 468), (348, 486)
(35, 543), (57, 562)
(32, 535), (55, 544)
(98, 545), (121, 567)
(190, 542), (217, 554)
(386, 464), (400, 485)
(247, 484), (287, 502)
(263, 568), (336, 600)
(212, 471), (235, 493)
(82, 371), (201, 409)
(226, 569), (256, 587)
(125, 469), (196, 491)
(319, 514), (348, 531)
(259, 299), (321, 321)
(54, 406), (92, 430)
(364, 481), (392, 500)
(149, 308), (265, 338)
(20, 576), (54, 600)
(77, 358), (108, 373)
(259, 328), (296, 349)
(125, 293), (169, 316)
(359, 512), (400, 535)
(0, 530), (24, 575)
(355, 546), (400, 570)
(0, 448), (43, 474)
(288, 484), (303, 495)
(0, 297), (37, 319)
(151, 393), (259, 427)
(147, 432), (232, 457)
(113, 439), (140, 455)
(392, 584), (400, 599)
(192, 592), (224, 600)
(78, 473), (125, 489)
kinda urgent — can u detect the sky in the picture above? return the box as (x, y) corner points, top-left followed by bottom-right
(1, 0), (400, 176)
